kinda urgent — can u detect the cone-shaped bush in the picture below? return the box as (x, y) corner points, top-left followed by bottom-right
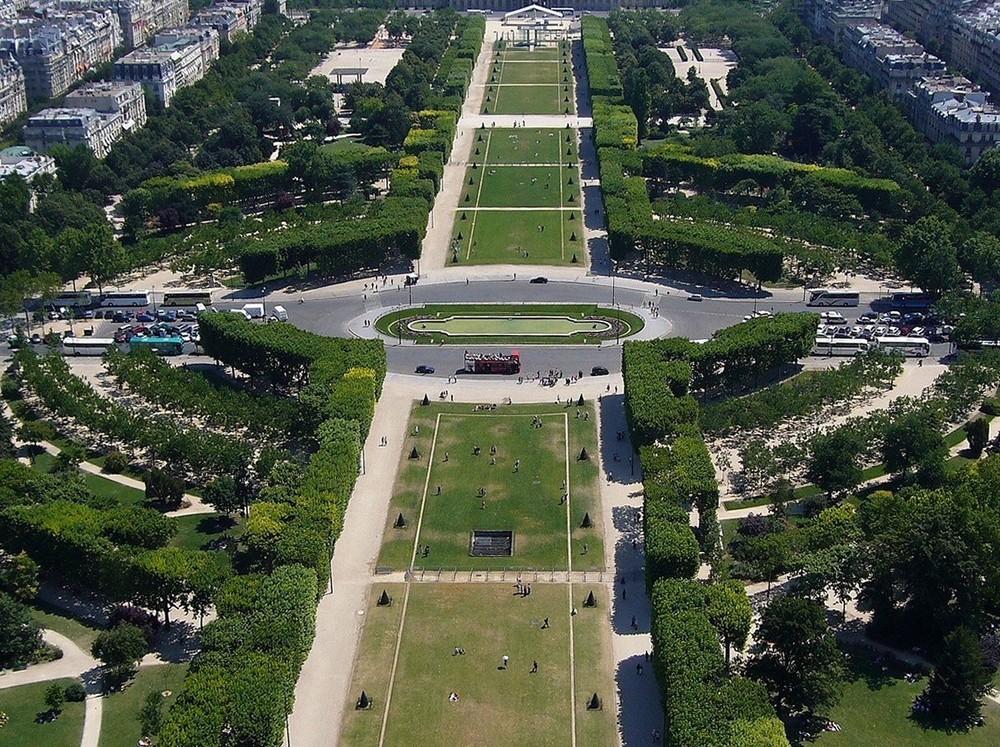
(461, 212), (467, 220)
(409, 446), (420, 460)
(394, 512), (406, 528)
(570, 232), (577, 242)
(587, 693), (601, 710)
(579, 447), (589, 461)
(581, 511), (593, 527)
(577, 394), (584, 406)
(571, 252), (578, 262)
(357, 691), (371, 709)
(377, 589), (392, 606)
(584, 590), (597, 607)
(422, 394), (430, 406)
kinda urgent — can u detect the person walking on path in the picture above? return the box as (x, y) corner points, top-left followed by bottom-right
(530, 660), (538, 673)
(501, 655), (509, 670)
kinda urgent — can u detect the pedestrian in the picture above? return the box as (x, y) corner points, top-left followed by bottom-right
(502, 655), (509, 669)
(526, 583), (531, 596)
(436, 485), (441, 495)
(582, 543), (588, 555)
(444, 452), (449, 462)
(542, 617), (549, 629)
(514, 459), (520, 472)
(482, 500), (486, 510)
(636, 662), (643, 675)
(531, 660), (538, 673)
(631, 615), (637, 631)
(622, 588), (627, 600)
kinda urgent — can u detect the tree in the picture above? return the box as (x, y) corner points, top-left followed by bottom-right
(747, 595), (844, 717)
(895, 216), (963, 295)
(624, 68), (652, 141)
(0, 551), (39, 602)
(144, 468), (184, 510)
(882, 409), (947, 485)
(17, 420), (51, 463)
(739, 442), (778, 494)
(203, 474), (241, 515)
(61, 224), (127, 295)
(92, 624), (148, 676)
(807, 428), (865, 500)
(965, 417), (989, 457)
(0, 592), (42, 668)
(706, 580), (752, 669)
(969, 147), (1000, 194)
(44, 682), (65, 715)
(921, 626), (992, 727)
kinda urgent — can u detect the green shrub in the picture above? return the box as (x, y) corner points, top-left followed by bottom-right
(103, 450), (129, 474)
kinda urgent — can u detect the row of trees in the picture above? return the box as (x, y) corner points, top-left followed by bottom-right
(13, 350), (260, 483)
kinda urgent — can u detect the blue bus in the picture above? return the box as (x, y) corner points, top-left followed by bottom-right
(128, 336), (184, 355)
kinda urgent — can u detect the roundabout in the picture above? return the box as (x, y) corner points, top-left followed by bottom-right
(373, 303), (645, 344)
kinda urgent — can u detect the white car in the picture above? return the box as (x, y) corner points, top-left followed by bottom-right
(820, 311), (847, 324)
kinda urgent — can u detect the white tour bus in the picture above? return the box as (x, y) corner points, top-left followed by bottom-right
(807, 290), (861, 307)
(62, 338), (121, 356)
(812, 337), (870, 356)
(49, 291), (94, 308)
(875, 336), (931, 357)
(100, 290), (151, 307)
(162, 290), (213, 307)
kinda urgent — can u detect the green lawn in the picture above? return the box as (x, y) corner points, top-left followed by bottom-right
(468, 166), (578, 208)
(496, 47), (565, 62)
(99, 663), (188, 747)
(813, 647), (1000, 746)
(378, 402), (603, 572)
(374, 303), (644, 345)
(340, 584), (616, 747)
(471, 128), (577, 165)
(496, 60), (562, 85)
(486, 85), (574, 116)
(0, 678), (86, 747)
(30, 452), (147, 506)
(453, 209), (579, 266)
(29, 603), (101, 652)
(169, 513), (242, 552)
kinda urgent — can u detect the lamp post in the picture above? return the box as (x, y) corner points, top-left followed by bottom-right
(611, 259), (616, 307)
(262, 284), (267, 319)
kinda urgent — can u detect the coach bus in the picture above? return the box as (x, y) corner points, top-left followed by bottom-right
(62, 337), (121, 356)
(812, 337), (870, 356)
(806, 290), (860, 307)
(162, 290), (212, 307)
(100, 290), (151, 307)
(875, 336), (931, 357)
(888, 292), (937, 311)
(129, 336), (184, 355)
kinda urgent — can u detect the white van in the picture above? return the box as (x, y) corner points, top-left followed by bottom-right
(271, 305), (288, 322)
(242, 303), (265, 319)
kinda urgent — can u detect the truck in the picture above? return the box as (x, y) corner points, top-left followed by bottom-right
(242, 303), (265, 319)
(464, 350), (521, 375)
(271, 305), (288, 322)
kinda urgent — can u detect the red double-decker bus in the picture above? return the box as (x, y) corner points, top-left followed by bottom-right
(464, 350), (521, 374)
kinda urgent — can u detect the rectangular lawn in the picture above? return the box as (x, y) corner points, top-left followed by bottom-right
(486, 85), (573, 116)
(452, 209), (582, 265)
(378, 403), (602, 571)
(496, 61), (562, 85)
(468, 166), (579, 209)
(0, 678), (85, 747)
(471, 128), (578, 165)
(340, 584), (616, 747)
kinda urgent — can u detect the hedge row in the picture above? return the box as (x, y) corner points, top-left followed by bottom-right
(582, 16), (623, 100)
(622, 341), (698, 447)
(159, 566), (318, 747)
(643, 144), (904, 216)
(652, 579), (789, 747)
(198, 311), (386, 394)
(237, 195), (428, 282)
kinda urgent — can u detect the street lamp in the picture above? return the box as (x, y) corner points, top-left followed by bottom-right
(611, 259), (616, 307)
(261, 285), (267, 319)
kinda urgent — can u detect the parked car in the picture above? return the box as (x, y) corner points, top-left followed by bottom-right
(529, 276), (549, 284)
(688, 294), (703, 302)
(415, 365), (435, 374)
(590, 366), (609, 376)
(30, 333), (42, 344)
(136, 311), (156, 322)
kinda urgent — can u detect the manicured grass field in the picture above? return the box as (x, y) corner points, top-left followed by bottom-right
(0, 678), (86, 747)
(169, 513), (242, 552)
(453, 209), (580, 265)
(495, 60), (562, 85)
(374, 303), (644, 345)
(98, 663), (188, 747)
(471, 128), (578, 165)
(486, 85), (574, 116)
(494, 46), (565, 62)
(340, 584), (616, 747)
(378, 403), (603, 572)
(466, 166), (578, 209)
(812, 647), (1000, 746)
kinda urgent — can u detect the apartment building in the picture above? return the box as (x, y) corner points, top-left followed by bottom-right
(0, 9), (121, 100)
(114, 25), (218, 106)
(22, 105), (123, 158)
(0, 52), (25, 125)
(908, 74), (1000, 164)
(47, 0), (190, 49)
(64, 79), (145, 131)
(0, 0), (27, 21)
(802, 0), (882, 46)
(192, 0), (261, 44)
(841, 22), (947, 101)
(949, 2), (1000, 95)
(883, 0), (964, 54)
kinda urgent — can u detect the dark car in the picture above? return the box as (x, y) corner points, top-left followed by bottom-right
(590, 366), (609, 376)
(529, 277), (549, 284)
(415, 365), (435, 374)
